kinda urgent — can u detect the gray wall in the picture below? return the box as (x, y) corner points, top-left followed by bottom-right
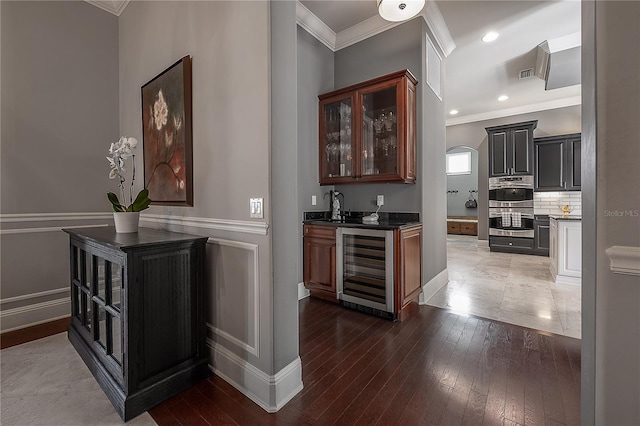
(333, 18), (423, 214)
(0, 1), (119, 329)
(586, 1), (640, 424)
(297, 25), (334, 281)
(446, 147), (478, 217)
(446, 105), (581, 240)
(271, 0), (300, 374)
(1, 1), (119, 214)
(420, 21), (448, 287)
(118, 0), (278, 383)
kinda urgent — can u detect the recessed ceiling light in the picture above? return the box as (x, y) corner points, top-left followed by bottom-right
(449, 109), (459, 115)
(498, 95), (509, 101)
(482, 31), (499, 43)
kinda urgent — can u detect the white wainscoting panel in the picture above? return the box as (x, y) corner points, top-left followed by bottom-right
(206, 238), (260, 357)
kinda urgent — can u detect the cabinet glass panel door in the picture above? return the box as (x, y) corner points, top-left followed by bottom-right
(361, 86), (397, 176)
(321, 98), (353, 179)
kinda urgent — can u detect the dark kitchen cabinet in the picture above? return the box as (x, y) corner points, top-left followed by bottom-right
(534, 215), (550, 256)
(62, 227), (209, 422)
(489, 236), (534, 254)
(303, 224), (338, 303)
(486, 120), (538, 177)
(319, 69), (417, 185)
(534, 133), (581, 191)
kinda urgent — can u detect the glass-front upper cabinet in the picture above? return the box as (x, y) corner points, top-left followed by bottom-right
(319, 94), (355, 184)
(318, 70), (417, 185)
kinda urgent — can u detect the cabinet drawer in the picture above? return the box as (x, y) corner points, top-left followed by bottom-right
(460, 223), (477, 235)
(447, 222), (461, 234)
(490, 236), (534, 253)
(304, 224), (336, 240)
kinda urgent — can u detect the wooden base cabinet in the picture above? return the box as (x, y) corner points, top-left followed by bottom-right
(395, 226), (422, 321)
(303, 225), (337, 303)
(303, 223), (422, 321)
(63, 227), (209, 422)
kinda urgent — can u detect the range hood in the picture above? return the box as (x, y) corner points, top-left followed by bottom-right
(535, 32), (581, 90)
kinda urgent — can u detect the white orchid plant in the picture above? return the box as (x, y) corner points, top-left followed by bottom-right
(106, 137), (151, 212)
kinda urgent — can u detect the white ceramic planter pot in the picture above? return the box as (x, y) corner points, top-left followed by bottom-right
(113, 212), (140, 233)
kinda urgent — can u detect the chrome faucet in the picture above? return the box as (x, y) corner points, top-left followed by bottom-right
(327, 190), (344, 221)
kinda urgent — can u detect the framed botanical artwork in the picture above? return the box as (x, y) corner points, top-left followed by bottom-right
(141, 55), (193, 206)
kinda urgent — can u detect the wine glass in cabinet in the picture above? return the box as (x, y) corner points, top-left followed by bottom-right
(319, 94), (355, 184)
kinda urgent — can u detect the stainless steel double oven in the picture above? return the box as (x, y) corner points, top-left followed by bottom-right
(489, 175), (534, 238)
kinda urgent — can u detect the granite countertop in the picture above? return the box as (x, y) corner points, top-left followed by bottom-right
(549, 214), (582, 221)
(303, 211), (421, 230)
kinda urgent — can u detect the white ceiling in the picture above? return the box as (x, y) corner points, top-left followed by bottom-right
(300, 0), (582, 125)
(87, 0), (582, 126)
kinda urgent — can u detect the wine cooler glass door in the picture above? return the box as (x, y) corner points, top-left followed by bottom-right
(336, 228), (394, 313)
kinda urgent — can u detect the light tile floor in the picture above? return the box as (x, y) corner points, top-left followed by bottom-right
(427, 234), (581, 339)
(1, 333), (157, 425)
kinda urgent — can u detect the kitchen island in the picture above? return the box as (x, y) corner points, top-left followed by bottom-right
(549, 215), (582, 284)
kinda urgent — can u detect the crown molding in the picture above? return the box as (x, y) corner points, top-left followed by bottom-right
(422, 1), (456, 57)
(295, 0), (455, 57)
(296, 1), (337, 51)
(445, 95), (582, 127)
(334, 13), (401, 51)
(84, 0), (130, 17)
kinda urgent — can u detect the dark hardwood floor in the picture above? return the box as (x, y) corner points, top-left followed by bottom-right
(149, 298), (580, 425)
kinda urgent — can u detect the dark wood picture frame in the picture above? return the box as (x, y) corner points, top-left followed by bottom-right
(141, 56), (193, 206)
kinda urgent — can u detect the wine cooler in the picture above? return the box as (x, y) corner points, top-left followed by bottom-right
(336, 228), (395, 316)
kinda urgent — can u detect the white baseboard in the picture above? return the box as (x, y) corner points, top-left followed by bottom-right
(419, 268), (449, 305)
(477, 239), (489, 248)
(554, 275), (582, 286)
(298, 282), (310, 300)
(207, 340), (303, 413)
(1, 298), (70, 333)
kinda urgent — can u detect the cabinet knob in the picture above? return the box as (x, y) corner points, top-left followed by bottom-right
(509, 242), (513, 246)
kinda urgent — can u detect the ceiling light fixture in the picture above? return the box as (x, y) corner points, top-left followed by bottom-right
(377, 0), (425, 22)
(449, 109), (459, 115)
(482, 31), (500, 43)
(498, 95), (509, 101)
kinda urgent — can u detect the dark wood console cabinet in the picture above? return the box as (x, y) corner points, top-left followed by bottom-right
(63, 227), (209, 421)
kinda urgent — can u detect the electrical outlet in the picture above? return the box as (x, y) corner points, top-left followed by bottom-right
(377, 195), (384, 206)
(250, 198), (263, 218)
(311, 195), (317, 206)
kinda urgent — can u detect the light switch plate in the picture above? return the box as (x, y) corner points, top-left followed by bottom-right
(312, 195), (317, 206)
(377, 195), (384, 206)
(250, 198), (263, 218)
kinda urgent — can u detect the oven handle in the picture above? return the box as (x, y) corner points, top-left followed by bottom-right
(489, 200), (534, 208)
(489, 228), (535, 238)
(489, 211), (535, 219)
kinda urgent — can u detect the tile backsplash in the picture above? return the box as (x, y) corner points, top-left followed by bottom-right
(534, 192), (582, 215)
